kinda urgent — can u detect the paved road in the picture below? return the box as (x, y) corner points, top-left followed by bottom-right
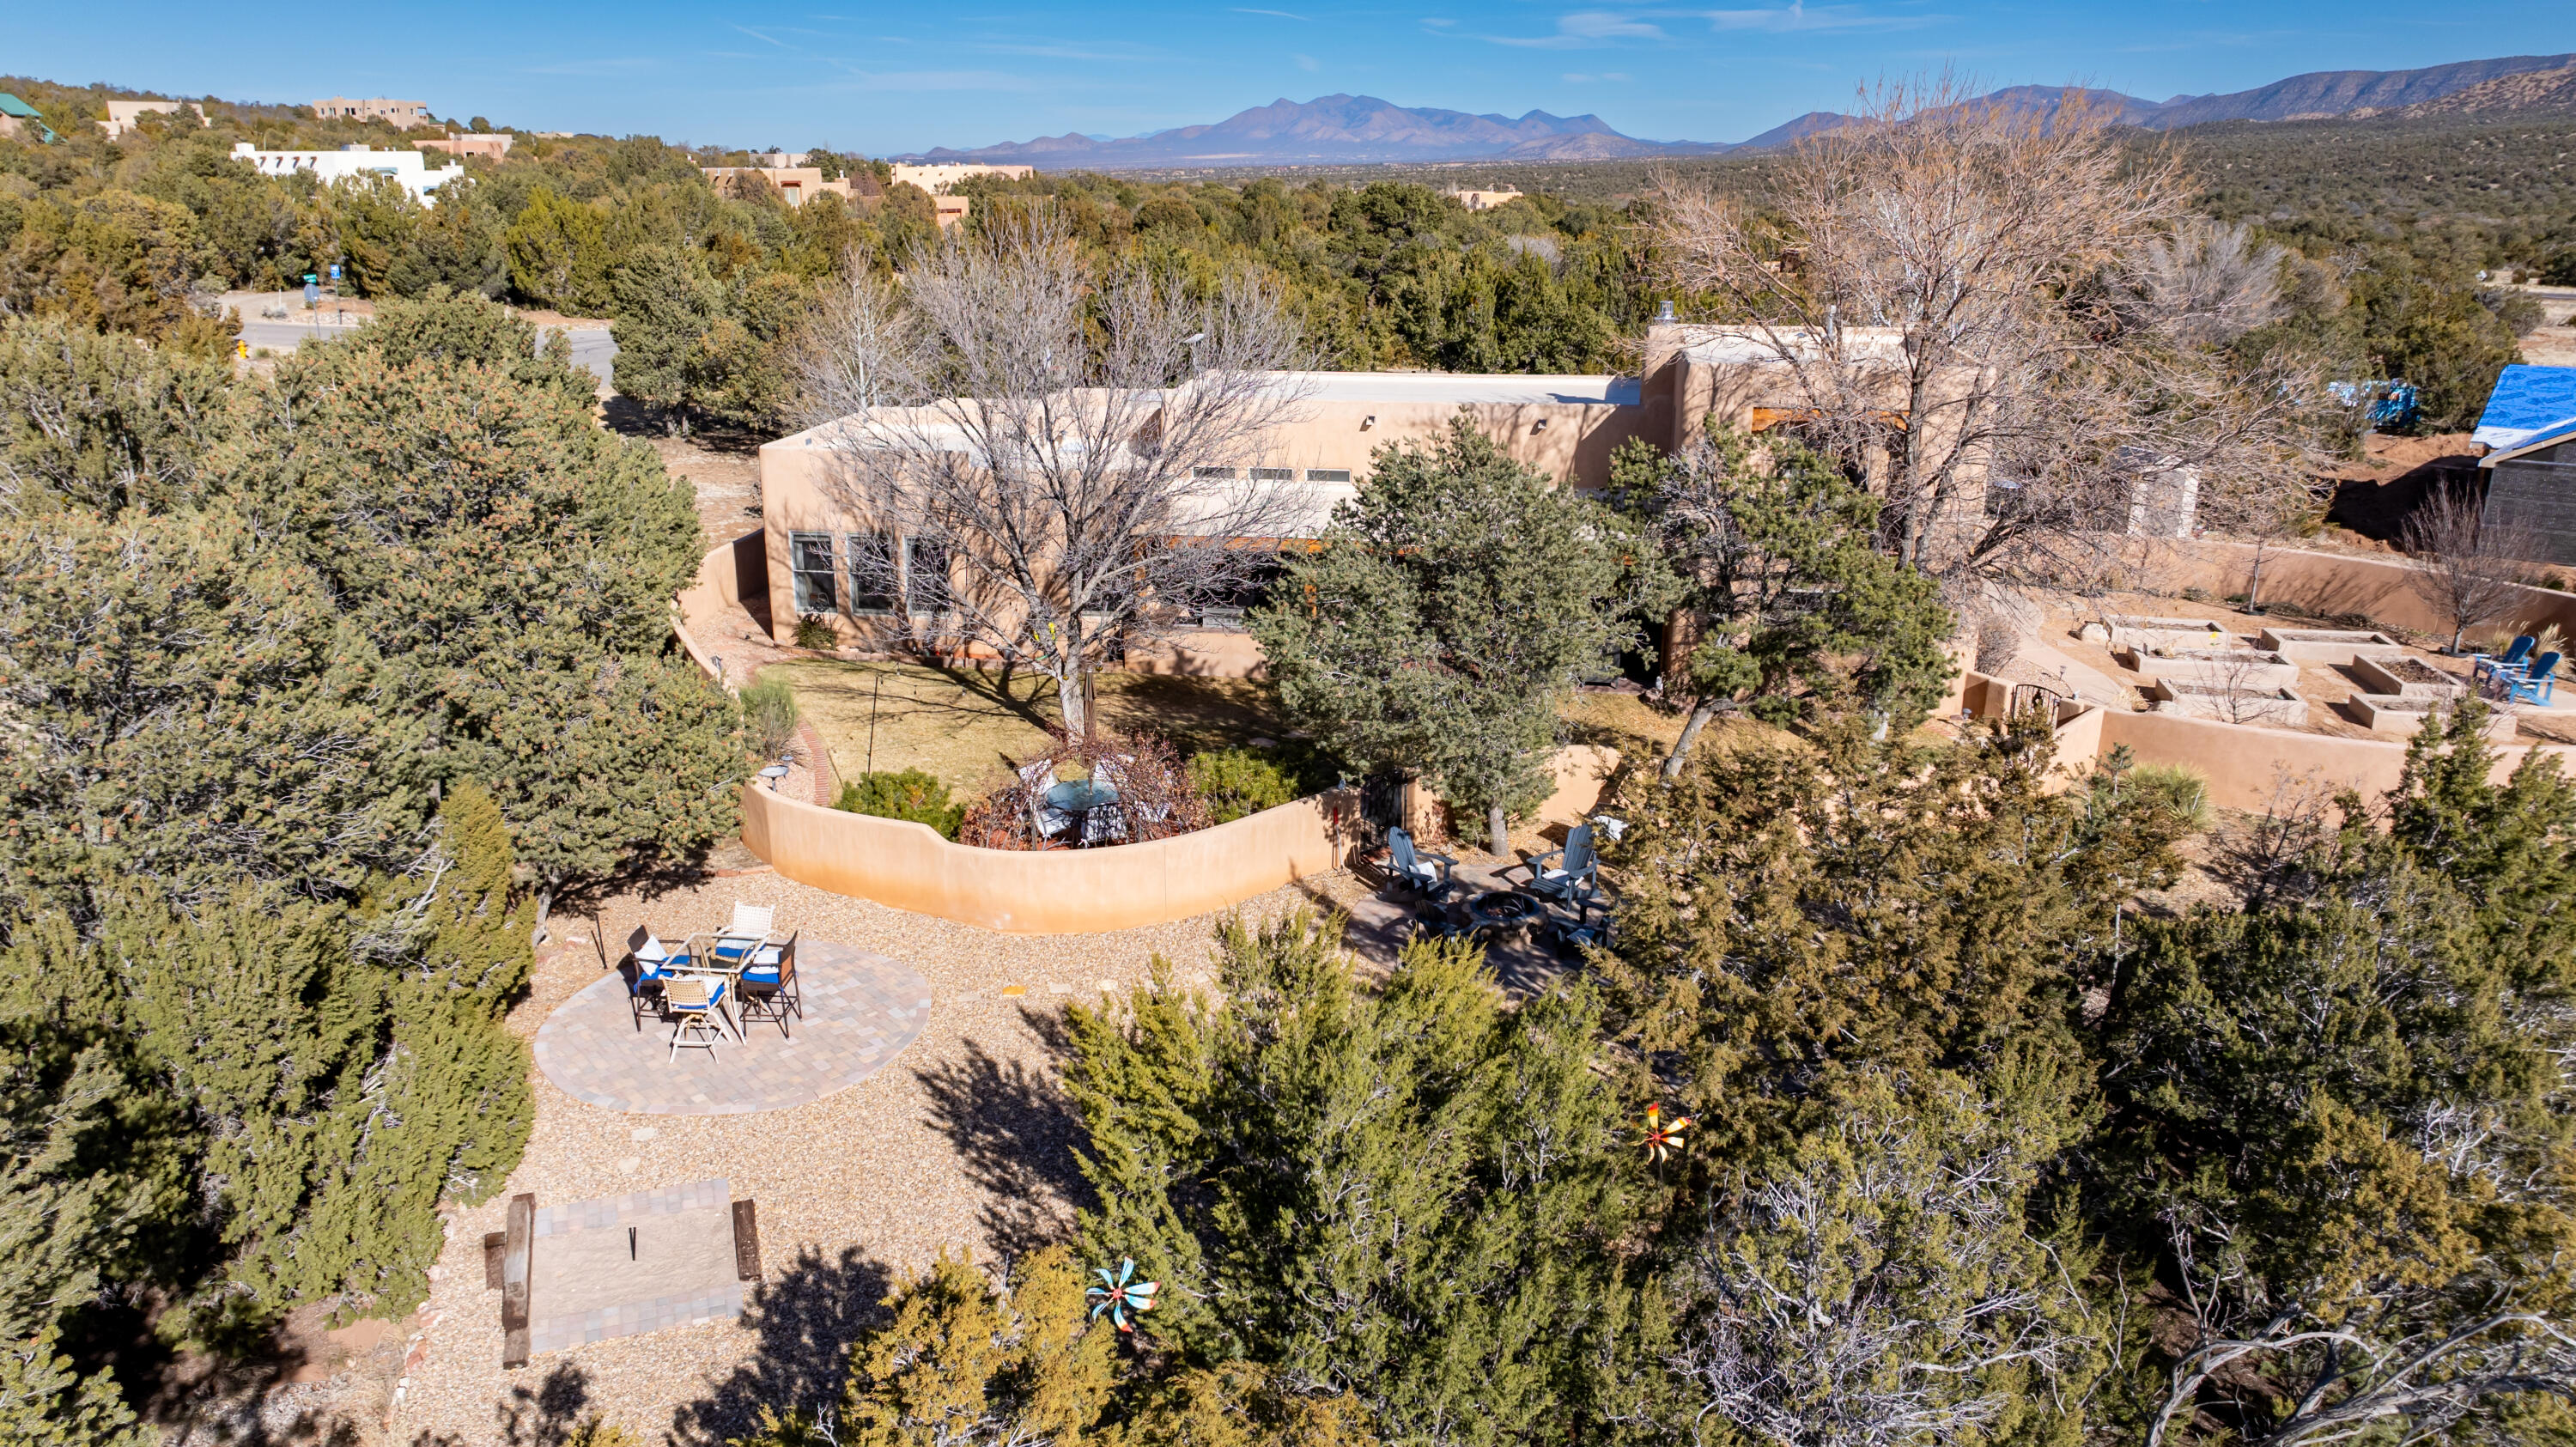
(230, 301), (617, 389)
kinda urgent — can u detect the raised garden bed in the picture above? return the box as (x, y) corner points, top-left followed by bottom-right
(2348, 694), (2517, 740)
(2351, 654), (2469, 702)
(2255, 628), (2406, 666)
(2104, 614), (2236, 654)
(2146, 678), (2309, 727)
(2121, 648), (2299, 690)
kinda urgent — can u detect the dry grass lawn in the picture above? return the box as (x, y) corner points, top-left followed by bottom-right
(771, 660), (1289, 798)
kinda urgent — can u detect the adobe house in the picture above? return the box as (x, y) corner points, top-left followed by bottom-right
(2476, 364), (2576, 563)
(753, 323), (1984, 676)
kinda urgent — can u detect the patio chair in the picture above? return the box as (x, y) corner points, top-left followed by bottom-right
(622, 924), (687, 1031)
(709, 903), (776, 968)
(1522, 824), (1599, 904)
(1385, 827), (1455, 897)
(2507, 651), (2562, 706)
(737, 932), (802, 1038)
(2475, 634), (2537, 683)
(1023, 758), (1073, 840)
(665, 976), (726, 1062)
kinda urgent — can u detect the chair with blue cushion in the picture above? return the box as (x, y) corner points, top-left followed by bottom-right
(2475, 634), (2536, 683)
(737, 932), (803, 1038)
(1386, 828), (1455, 897)
(708, 902), (776, 969)
(2507, 651), (2561, 706)
(622, 923), (689, 1031)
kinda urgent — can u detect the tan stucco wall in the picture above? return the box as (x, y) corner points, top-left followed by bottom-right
(740, 783), (1364, 933)
(1536, 744), (1622, 825)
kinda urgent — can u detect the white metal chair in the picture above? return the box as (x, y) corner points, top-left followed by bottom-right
(665, 976), (727, 1062)
(1387, 827), (1455, 896)
(1523, 824), (1599, 903)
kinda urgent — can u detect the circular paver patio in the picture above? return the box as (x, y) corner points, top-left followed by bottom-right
(533, 941), (933, 1115)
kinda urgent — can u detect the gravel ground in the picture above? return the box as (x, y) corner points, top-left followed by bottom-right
(384, 867), (1357, 1446)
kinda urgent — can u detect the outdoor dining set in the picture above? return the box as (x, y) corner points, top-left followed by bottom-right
(2472, 635), (2562, 706)
(1382, 819), (1618, 953)
(619, 903), (805, 1061)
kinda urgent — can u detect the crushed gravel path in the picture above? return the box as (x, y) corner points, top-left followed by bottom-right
(387, 868), (1355, 1445)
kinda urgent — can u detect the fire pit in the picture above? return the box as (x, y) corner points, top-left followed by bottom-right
(1462, 891), (1543, 941)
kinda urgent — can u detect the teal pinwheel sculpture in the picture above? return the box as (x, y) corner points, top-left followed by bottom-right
(1086, 1257), (1159, 1333)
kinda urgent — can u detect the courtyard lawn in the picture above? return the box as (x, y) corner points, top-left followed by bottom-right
(766, 660), (1291, 799)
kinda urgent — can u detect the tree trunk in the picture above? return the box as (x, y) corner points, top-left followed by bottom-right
(1057, 667), (1086, 737)
(1487, 805), (1510, 860)
(1662, 696), (1722, 779)
(532, 888), (553, 948)
(2245, 544), (2267, 612)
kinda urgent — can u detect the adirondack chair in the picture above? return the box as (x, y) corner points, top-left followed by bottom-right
(2507, 651), (2561, 706)
(2475, 635), (2537, 683)
(1386, 828), (1455, 897)
(1522, 824), (1599, 904)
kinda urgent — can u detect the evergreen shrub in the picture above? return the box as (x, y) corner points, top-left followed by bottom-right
(739, 675), (800, 762)
(793, 614), (836, 649)
(1187, 747), (1300, 823)
(835, 769), (966, 839)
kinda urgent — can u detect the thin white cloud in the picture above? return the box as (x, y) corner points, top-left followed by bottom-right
(1562, 70), (1634, 82)
(847, 69), (1044, 92)
(1698, 3), (1941, 33)
(974, 40), (1163, 61)
(1479, 10), (1664, 48)
(1232, 7), (1311, 18)
(730, 22), (789, 46)
(1420, 15), (1458, 25)
(1295, 52), (1321, 70)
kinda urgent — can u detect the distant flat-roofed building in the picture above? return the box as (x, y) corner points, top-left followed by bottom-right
(1449, 186), (1524, 211)
(312, 97), (431, 129)
(701, 165), (854, 208)
(418, 133), (513, 160)
(103, 100), (205, 139)
(232, 141), (457, 199)
(2477, 364), (2576, 562)
(889, 162), (1033, 193)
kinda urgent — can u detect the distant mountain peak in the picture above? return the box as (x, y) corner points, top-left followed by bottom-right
(892, 94), (1724, 169)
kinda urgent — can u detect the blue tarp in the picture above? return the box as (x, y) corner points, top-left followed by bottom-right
(2475, 364), (2576, 453)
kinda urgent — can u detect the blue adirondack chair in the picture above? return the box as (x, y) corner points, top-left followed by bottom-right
(2507, 651), (2561, 706)
(2475, 635), (2536, 683)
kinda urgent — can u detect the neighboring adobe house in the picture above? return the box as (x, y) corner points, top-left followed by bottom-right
(889, 162), (1034, 192)
(1449, 186), (1525, 211)
(700, 165), (855, 208)
(2476, 363), (2576, 562)
(103, 100), (206, 139)
(418, 132), (513, 161)
(310, 96), (431, 128)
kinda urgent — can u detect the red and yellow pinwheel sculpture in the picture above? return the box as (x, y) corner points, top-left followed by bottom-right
(1639, 1103), (1693, 1164)
(1086, 1257), (1159, 1333)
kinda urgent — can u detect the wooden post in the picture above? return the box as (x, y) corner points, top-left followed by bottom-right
(501, 1193), (534, 1368)
(731, 1200), (762, 1282)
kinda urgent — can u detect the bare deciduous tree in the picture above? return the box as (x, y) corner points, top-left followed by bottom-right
(796, 213), (1312, 734)
(2403, 482), (2541, 654)
(1651, 76), (2188, 576)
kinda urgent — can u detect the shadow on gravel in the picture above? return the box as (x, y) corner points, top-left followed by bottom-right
(915, 1018), (1095, 1260)
(674, 1245), (896, 1444)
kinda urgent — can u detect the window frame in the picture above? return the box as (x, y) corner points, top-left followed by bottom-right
(789, 531), (839, 614)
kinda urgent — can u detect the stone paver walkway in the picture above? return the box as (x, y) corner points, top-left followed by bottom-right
(527, 1179), (744, 1356)
(532, 942), (932, 1116)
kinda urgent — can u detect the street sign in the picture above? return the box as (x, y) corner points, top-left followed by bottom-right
(329, 264), (342, 282)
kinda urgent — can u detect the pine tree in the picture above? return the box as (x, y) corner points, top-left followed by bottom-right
(0, 1328), (153, 1447)
(1250, 416), (1678, 854)
(1064, 912), (1641, 1444)
(0, 315), (228, 516)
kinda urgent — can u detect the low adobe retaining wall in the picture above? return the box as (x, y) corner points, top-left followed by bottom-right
(740, 783), (1364, 934)
(2123, 538), (2576, 641)
(1959, 668), (2573, 812)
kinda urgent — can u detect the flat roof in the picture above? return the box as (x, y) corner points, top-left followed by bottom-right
(1280, 372), (1640, 406)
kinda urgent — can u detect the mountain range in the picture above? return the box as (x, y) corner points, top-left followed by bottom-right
(893, 53), (2576, 171)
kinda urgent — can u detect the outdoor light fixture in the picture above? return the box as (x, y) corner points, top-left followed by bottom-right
(1533, 419), (1551, 432)
(1362, 414), (1376, 429)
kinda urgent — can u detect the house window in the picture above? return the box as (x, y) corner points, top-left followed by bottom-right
(1249, 467), (1294, 481)
(1194, 553), (1285, 629)
(904, 537), (951, 614)
(790, 532), (837, 612)
(848, 532), (898, 613)
(1193, 466), (1238, 479)
(1303, 468), (1352, 483)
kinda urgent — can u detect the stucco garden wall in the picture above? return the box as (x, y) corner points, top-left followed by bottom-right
(2123, 538), (2576, 641)
(739, 783), (1364, 934)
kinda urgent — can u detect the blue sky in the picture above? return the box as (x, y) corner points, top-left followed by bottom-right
(4, 1), (2572, 154)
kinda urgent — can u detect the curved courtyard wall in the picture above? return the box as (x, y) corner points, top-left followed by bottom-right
(739, 784), (1364, 934)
